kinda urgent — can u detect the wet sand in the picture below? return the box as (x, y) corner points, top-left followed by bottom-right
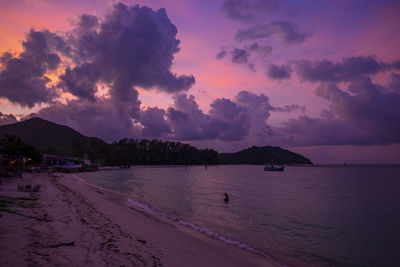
(0, 172), (279, 266)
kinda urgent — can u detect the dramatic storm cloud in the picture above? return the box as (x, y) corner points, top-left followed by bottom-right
(61, 3), (195, 101)
(1, 0), (400, 164)
(0, 3), (196, 142)
(0, 30), (63, 107)
(0, 3), (195, 111)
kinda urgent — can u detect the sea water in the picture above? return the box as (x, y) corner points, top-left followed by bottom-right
(75, 165), (400, 266)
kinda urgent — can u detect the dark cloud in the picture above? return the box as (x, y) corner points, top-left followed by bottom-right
(0, 3), (198, 142)
(281, 78), (400, 145)
(139, 107), (171, 138)
(216, 49), (227, 59)
(247, 42), (272, 57)
(1, 3), (194, 111)
(222, 0), (253, 21)
(216, 43), (271, 70)
(0, 112), (17, 126)
(281, 115), (358, 146)
(235, 90), (272, 110)
(233, 91), (275, 143)
(273, 104), (305, 112)
(230, 48), (254, 70)
(221, 0), (280, 21)
(293, 56), (384, 82)
(386, 73), (400, 93)
(166, 94), (218, 140)
(58, 64), (100, 101)
(235, 21), (309, 45)
(0, 29), (62, 107)
(36, 98), (141, 142)
(62, 3), (195, 101)
(210, 98), (246, 120)
(266, 63), (291, 79)
(209, 98), (250, 141)
(76, 14), (99, 33)
(392, 60), (400, 69)
(165, 94), (250, 141)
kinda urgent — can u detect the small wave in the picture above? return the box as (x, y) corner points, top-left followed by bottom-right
(126, 197), (274, 261)
(178, 220), (266, 255)
(127, 198), (156, 214)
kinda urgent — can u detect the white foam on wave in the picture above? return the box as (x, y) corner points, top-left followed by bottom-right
(126, 197), (269, 259)
(127, 198), (154, 213)
(178, 220), (266, 256)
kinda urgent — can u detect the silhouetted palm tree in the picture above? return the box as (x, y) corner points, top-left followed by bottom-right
(0, 134), (23, 157)
(0, 134), (42, 163)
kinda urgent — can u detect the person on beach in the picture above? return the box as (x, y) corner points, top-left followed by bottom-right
(224, 192), (229, 203)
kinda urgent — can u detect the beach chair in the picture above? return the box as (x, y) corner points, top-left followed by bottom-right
(24, 184), (32, 192)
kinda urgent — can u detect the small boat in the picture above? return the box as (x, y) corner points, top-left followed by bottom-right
(264, 165), (284, 171)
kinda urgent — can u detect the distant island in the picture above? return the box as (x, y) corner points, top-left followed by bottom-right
(0, 117), (312, 166)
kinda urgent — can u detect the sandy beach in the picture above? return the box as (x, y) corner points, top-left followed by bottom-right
(0, 172), (278, 266)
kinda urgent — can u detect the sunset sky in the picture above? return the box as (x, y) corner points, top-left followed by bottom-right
(0, 0), (400, 163)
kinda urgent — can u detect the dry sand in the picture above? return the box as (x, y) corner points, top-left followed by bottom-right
(0, 172), (280, 266)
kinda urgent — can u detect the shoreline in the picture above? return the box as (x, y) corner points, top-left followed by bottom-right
(71, 172), (275, 261)
(0, 172), (280, 266)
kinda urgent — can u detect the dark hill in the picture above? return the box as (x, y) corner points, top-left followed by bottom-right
(0, 117), (106, 155)
(0, 118), (312, 165)
(218, 146), (312, 164)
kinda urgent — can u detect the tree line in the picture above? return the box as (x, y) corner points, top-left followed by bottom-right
(72, 138), (219, 166)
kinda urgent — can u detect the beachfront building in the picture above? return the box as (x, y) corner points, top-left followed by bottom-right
(42, 154), (83, 172)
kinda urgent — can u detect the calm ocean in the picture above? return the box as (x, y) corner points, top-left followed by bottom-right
(75, 165), (400, 266)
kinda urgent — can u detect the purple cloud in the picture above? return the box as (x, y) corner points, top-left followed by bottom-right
(221, 0), (281, 21)
(266, 63), (291, 80)
(36, 98), (141, 142)
(235, 21), (309, 45)
(230, 48), (254, 70)
(139, 107), (171, 138)
(216, 49), (227, 59)
(62, 4), (195, 101)
(392, 60), (400, 69)
(0, 30), (62, 107)
(386, 73), (400, 93)
(0, 3), (195, 110)
(165, 94), (255, 142)
(0, 112), (17, 126)
(280, 78), (400, 145)
(58, 64), (100, 101)
(166, 94), (218, 140)
(216, 43), (271, 70)
(293, 56), (385, 82)
(247, 42), (272, 57)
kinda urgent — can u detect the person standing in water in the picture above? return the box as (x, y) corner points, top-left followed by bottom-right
(224, 193), (229, 203)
